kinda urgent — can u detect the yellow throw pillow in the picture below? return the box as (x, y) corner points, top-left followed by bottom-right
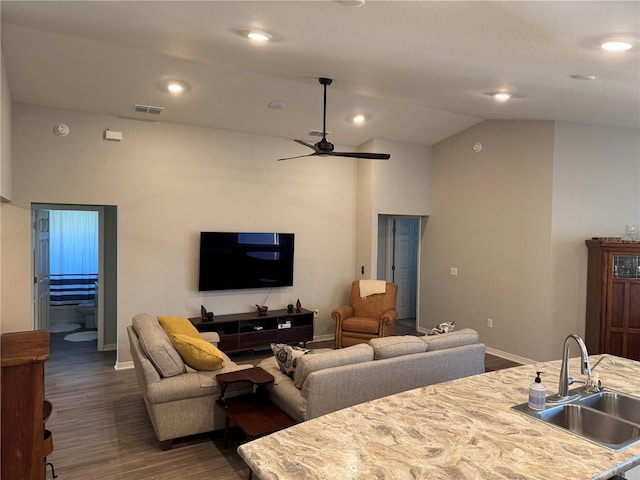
(157, 316), (201, 340)
(170, 333), (225, 371)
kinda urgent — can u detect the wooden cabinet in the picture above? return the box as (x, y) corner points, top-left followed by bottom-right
(190, 308), (314, 353)
(1, 330), (50, 480)
(585, 239), (640, 360)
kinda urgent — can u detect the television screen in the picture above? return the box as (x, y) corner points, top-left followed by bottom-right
(198, 232), (295, 291)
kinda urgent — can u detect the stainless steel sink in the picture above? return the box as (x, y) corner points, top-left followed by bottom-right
(512, 389), (640, 451)
(578, 392), (640, 425)
(539, 404), (640, 450)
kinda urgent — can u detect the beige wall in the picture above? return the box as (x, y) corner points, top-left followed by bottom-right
(425, 120), (640, 362)
(1, 49), (11, 201)
(1, 47), (12, 334)
(550, 122), (640, 343)
(4, 103), (360, 363)
(5, 102), (637, 363)
(425, 120), (556, 361)
(356, 138), (431, 281)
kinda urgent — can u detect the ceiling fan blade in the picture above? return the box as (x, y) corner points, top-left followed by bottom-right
(277, 152), (318, 161)
(331, 151), (391, 160)
(279, 78), (390, 162)
(294, 139), (320, 152)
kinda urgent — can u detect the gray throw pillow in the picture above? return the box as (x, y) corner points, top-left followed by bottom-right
(270, 343), (310, 379)
(428, 321), (455, 336)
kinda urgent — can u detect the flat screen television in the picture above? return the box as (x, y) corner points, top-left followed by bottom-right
(198, 232), (295, 291)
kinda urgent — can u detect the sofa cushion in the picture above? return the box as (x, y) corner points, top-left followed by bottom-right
(199, 331), (221, 345)
(294, 343), (374, 389)
(271, 343), (310, 379)
(157, 315), (201, 340)
(369, 335), (428, 359)
(170, 333), (225, 371)
(132, 313), (186, 378)
(421, 328), (479, 351)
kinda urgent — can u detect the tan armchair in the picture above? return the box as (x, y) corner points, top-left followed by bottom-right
(332, 281), (398, 349)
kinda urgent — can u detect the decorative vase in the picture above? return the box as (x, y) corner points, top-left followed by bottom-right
(296, 298), (301, 312)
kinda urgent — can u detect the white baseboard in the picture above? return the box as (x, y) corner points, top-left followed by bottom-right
(486, 347), (536, 365)
(115, 360), (134, 371)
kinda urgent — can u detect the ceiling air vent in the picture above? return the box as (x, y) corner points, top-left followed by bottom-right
(308, 130), (331, 137)
(133, 104), (165, 115)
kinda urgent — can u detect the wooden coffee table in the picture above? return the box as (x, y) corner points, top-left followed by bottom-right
(216, 367), (296, 449)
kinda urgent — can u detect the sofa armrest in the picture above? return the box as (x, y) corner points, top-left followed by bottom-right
(199, 331), (220, 345)
(331, 305), (354, 323)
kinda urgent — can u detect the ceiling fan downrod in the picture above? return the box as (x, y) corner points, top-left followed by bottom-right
(318, 77), (334, 153)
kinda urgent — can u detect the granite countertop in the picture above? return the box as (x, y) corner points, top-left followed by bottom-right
(238, 355), (640, 480)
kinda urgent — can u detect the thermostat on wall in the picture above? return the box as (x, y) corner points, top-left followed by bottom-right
(104, 129), (123, 141)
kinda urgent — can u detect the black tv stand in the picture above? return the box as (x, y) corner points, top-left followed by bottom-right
(189, 308), (314, 354)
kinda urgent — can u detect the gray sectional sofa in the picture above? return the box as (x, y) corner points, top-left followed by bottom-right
(129, 312), (485, 449)
(258, 328), (486, 422)
(127, 313), (254, 450)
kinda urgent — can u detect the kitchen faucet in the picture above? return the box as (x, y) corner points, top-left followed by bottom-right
(557, 334), (591, 400)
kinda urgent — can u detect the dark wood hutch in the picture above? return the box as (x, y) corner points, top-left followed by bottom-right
(585, 238), (640, 360)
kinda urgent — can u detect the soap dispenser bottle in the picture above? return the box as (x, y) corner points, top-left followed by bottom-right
(528, 371), (546, 411)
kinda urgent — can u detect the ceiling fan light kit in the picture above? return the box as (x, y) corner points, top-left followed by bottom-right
(278, 77), (390, 161)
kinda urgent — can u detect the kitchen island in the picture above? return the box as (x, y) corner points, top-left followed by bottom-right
(238, 355), (640, 480)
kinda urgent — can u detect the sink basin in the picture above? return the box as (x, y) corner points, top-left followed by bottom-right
(578, 392), (640, 425)
(512, 389), (640, 451)
(538, 404), (640, 450)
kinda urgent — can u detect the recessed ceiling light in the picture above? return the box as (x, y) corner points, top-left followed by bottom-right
(160, 79), (190, 95)
(570, 74), (596, 81)
(600, 40), (633, 51)
(167, 82), (185, 94)
(493, 92), (512, 102)
(348, 113), (370, 124)
(338, 0), (366, 6)
(246, 31), (272, 42)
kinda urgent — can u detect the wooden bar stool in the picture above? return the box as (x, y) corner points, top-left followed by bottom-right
(43, 400), (57, 479)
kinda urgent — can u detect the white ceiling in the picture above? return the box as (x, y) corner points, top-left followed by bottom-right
(1, 1), (638, 150)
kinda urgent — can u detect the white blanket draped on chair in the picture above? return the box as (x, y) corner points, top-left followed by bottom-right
(359, 279), (387, 298)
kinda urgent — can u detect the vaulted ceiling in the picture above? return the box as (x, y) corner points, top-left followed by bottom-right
(1, 1), (638, 149)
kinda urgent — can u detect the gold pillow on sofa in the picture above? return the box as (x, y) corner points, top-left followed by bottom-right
(170, 333), (225, 371)
(157, 315), (201, 339)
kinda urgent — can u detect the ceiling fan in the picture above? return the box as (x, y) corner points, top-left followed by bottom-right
(278, 77), (391, 161)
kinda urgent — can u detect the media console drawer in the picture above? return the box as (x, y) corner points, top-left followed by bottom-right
(190, 308), (313, 354)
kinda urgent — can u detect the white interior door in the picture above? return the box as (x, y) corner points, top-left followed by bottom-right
(34, 208), (50, 330)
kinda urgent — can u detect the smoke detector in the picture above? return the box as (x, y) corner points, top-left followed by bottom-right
(54, 124), (70, 136)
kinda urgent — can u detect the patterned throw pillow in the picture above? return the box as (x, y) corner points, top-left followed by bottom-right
(270, 343), (310, 378)
(428, 321), (455, 336)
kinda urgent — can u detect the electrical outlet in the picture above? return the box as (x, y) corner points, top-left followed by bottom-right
(450, 267), (458, 276)
(487, 318), (493, 328)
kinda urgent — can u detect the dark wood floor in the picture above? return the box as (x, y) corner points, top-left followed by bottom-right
(43, 324), (520, 479)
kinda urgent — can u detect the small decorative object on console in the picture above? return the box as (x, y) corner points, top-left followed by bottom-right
(287, 304), (294, 313)
(201, 305), (207, 320)
(256, 304), (269, 316)
(205, 312), (214, 321)
(296, 298), (302, 313)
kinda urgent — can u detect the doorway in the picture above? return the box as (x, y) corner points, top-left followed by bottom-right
(32, 203), (118, 352)
(377, 215), (420, 327)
